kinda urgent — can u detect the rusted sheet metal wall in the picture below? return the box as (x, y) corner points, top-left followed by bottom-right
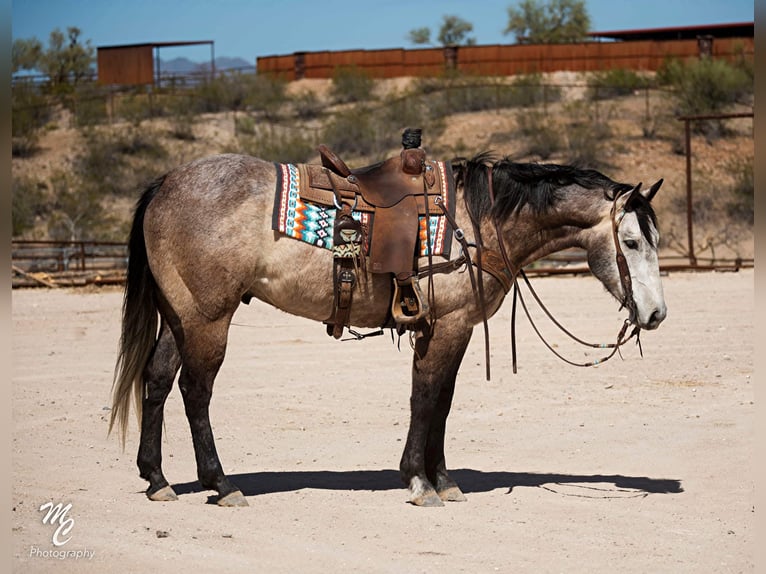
(256, 53), (296, 80)
(97, 45), (154, 85)
(257, 36), (753, 80)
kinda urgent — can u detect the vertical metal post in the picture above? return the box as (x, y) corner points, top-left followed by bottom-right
(684, 118), (696, 266)
(210, 42), (216, 79)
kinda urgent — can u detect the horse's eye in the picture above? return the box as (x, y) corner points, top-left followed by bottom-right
(623, 239), (639, 250)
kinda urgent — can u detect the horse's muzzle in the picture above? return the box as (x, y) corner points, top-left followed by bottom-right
(641, 305), (667, 330)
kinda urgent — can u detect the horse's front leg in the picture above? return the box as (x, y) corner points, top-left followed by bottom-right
(400, 319), (472, 507)
(425, 362), (469, 503)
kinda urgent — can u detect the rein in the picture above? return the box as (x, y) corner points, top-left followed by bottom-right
(437, 164), (643, 378)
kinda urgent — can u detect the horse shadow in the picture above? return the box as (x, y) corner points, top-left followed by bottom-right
(172, 469), (683, 501)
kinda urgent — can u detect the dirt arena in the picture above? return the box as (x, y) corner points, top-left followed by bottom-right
(11, 269), (754, 573)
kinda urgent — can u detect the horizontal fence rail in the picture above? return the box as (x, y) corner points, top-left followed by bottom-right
(11, 241), (752, 289)
(12, 240), (128, 288)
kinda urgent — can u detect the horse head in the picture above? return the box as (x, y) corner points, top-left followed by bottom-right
(587, 179), (666, 330)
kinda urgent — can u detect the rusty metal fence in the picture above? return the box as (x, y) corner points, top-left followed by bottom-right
(258, 37), (753, 80)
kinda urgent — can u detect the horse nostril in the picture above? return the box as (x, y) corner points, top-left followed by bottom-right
(648, 307), (667, 328)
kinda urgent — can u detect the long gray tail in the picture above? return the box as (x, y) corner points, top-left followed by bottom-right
(109, 176), (165, 446)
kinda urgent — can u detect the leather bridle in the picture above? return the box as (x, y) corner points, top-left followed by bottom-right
(436, 165), (643, 379)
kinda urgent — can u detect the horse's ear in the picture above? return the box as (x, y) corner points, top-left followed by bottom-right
(642, 178), (663, 202)
(619, 182), (642, 208)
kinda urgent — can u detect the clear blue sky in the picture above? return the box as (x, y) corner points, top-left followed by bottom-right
(11, 0), (754, 64)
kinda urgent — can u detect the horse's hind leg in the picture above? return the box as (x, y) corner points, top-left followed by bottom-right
(176, 313), (247, 507)
(137, 319), (181, 501)
(400, 321), (472, 507)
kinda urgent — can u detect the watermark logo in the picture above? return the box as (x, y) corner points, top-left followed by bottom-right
(39, 501), (74, 546)
(30, 501), (95, 561)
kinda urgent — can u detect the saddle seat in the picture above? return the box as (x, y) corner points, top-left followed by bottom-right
(297, 129), (454, 337)
(318, 143), (435, 209)
(303, 144), (442, 277)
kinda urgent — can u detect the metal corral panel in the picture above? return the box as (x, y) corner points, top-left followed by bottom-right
(97, 45), (154, 85)
(255, 33), (754, 80)
(354, 49), (406, 78)
(402, 47), (444, 77)
(257, 53), (296, 80)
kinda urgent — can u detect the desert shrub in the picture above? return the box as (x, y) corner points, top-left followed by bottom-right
(509, 73), (562, 107)
(515, 109), (562, 159)
(319, 106), (387, 158)
(378, 91), (446, 139)
(74, 127), (167, 196)
(407, 73), (560, 115)
(290, 89), (324, 120)
(234, 113), (256, 135)
(244, 74), (287, 119)
(11, 82), (51, 156)
(562, 100), (612, 168)
(12, 176), (49, 236)
(657, 57), (752, 137)
(190, 75), (229, 113)
(70, 83), (109, 127)
(165, 94), (197, 140)
(441, 80), (506, 113)
(46, 170), (120, 241)
(725, 155), (753, 223)
(330, 65), (375, 104)
(187, 71), (283, 115)
(231, 125), (315, 164)
(587, 68), (650, 100)
(117, 90), (153, 126)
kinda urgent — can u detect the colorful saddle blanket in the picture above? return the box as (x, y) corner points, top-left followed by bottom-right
(272, 162), (455, 258)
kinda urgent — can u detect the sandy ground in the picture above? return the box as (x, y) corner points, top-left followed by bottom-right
(11, 269), (754, 573)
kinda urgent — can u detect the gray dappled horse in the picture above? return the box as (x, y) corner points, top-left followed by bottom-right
(110, 152), (666, 507)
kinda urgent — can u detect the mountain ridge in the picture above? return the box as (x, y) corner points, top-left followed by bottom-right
(158, 56), (253, 73)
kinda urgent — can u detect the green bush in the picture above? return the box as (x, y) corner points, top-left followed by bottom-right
(231, 125), (315, 164)
(657, 57), (752, 117)
(244, 74), (287, 119)
(407, 73), (560, 114)
(187, 71), (284, 115)
(330, 66), (375, 104)
(726, 155), (753, 223)
(117, 90), (153, 126)
(290, 89), (324, 120)
(74, 127), (167, 196)
(165, 94), (197, 140)
(47, 170), (119, 241)
(563, 100), (612, 168)
(319, 105), (387, 159)
(12, 176), (49, 236)
(11, 82), (51, 156)
(515, 109), (562, 159)
(71, 83), (109, 127)
(587, 68), (649, 100)
(509, 73), (562, 107)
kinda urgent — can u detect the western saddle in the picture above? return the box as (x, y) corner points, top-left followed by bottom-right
(297, 128), (453, 338)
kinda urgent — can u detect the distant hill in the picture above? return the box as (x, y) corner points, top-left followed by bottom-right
(158, 56), (254, 73)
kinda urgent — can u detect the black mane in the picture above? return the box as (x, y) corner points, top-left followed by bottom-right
(451, 153), (658, 246)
